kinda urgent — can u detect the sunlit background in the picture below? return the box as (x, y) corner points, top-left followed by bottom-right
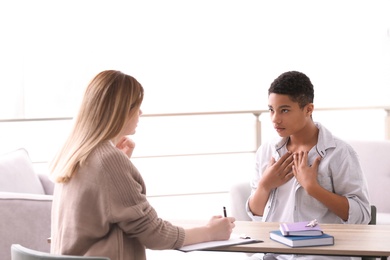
(1, 1), (389, 223)
(1, 1), (389, 117)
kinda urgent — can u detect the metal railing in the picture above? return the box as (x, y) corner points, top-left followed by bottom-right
(1, 106), (390, 200)
(1, 106), (390, 153)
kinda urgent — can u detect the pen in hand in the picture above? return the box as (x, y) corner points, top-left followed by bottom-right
(223, 206), (227, 218)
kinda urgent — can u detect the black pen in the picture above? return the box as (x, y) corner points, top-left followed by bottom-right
(223, 206), (227, 217)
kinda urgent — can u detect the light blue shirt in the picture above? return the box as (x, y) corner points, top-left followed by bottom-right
(246, 122), (371, 224)
(245, 123), (370, 260)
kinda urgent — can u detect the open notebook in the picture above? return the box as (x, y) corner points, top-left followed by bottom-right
(177, 234), (263, 252)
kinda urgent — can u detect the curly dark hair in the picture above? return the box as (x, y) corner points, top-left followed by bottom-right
(268, 71), (314, 108)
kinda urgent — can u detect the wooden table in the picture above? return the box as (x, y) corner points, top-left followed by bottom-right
(172, 220), (390, 259)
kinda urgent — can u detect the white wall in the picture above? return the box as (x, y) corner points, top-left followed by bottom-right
(0, 0), (389, 119)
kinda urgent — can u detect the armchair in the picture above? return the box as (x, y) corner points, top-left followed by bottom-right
(0, 148), (54, 260)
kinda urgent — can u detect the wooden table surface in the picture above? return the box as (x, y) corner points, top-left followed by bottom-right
(171, 220), (390, 258)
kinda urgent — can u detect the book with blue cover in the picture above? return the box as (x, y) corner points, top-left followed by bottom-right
(279, 220), (323, 236)
(270, 230), (334, 248)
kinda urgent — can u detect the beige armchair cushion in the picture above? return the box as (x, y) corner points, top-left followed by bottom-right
(0, 148), (45, 194)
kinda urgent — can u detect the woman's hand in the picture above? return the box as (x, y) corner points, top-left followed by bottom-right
(115, 136), (135, 158)
(183, 215), (236, 246)
(205, 215), (236, 241)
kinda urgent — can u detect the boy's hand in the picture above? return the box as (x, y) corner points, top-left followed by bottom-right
(260, 152), (294, 191)
(292, 151), (321, 190)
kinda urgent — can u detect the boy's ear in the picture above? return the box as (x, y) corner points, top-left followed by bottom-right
(306, 103), (314, 116)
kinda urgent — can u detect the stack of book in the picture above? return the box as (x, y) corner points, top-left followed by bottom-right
(269, 220), (334, 248)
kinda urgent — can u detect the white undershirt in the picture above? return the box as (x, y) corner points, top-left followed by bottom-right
(270, 177), (296, 222)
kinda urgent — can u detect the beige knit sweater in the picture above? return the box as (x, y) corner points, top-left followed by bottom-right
(50, 142), (185, 260)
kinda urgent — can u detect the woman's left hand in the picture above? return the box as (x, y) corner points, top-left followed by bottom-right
(116, 136), (135, 158)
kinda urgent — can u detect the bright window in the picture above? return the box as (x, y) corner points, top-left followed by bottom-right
(0, 0), (389, 119)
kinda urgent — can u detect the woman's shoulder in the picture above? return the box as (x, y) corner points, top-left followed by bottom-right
(88, 142), (133, 169)
(88, 142), (142, 182)
(93, 141), (124, 157)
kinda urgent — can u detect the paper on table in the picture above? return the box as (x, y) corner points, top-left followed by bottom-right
(177, 234), (263, 252)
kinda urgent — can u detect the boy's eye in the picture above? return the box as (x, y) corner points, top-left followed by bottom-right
(281, 109), (289, 113)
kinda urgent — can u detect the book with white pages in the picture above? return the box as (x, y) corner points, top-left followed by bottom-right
(280, 220), (323, 236)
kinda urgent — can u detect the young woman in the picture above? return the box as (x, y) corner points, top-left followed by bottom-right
(50, 70), (235, 260)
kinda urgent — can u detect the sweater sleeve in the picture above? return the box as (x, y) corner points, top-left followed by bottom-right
(97, 144), (185, 249)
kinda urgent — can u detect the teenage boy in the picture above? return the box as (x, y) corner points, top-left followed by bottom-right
(246, 71), (371, 260)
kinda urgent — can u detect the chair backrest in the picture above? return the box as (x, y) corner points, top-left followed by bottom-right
(348, 140), (390, 214)
(11, 244), (110, 260)
(0, 148), (45, 194)
(229, 181), (252, 221)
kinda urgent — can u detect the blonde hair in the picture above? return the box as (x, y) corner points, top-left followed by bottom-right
(50, 70), (144, 183)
